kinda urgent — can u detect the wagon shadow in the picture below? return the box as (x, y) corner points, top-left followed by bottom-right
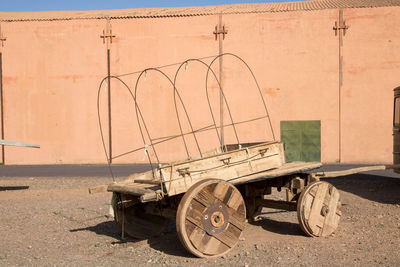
(0, 185), (29, 191)
(70, 221), (121, 239)
(70, 220), (192, 257)
(249, 212), (305, 237)
(148, 228), (194, 257)
(322, 173), (400, 204)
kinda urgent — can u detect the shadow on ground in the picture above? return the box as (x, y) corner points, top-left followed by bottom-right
(0, 185), (29, 191)
(70, 220), (192, 257)
(249, 213), (305, 237)
(148, 227), (193, 258)
(70, 221), (121, 239)
(72, 213), (310, 257)
(323, 173), (400, 204)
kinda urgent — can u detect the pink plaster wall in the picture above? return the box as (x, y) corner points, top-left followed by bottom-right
(2, 20), (106, 164)
(1, 6), (399, 164)
(221, 10), (340, 162)
(341, 7), (400, 163)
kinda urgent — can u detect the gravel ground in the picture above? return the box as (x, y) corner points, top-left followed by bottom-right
(0, 164), (399, 266)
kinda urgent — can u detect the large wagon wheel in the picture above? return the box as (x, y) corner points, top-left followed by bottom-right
(111, 193), (170, 239)
(176, 179), (246, 258)
(297, 181), (342, 237)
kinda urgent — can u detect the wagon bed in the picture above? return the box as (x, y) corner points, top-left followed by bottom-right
(92, 141), (321, 200)
(105, 160), (322, 203)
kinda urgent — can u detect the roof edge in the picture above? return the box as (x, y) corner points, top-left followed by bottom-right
(1, 0), (400, 22)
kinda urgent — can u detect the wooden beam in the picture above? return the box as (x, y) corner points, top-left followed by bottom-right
(312, 165), (387, 178)
(255, 199), (297, 211)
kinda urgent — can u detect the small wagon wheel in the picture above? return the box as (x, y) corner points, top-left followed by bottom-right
(297, 181), (342, 237)
(111, 193), (170, 239)
(176, 179), (246, 258)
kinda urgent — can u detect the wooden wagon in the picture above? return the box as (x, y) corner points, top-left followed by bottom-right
(90, 54), (391, 257)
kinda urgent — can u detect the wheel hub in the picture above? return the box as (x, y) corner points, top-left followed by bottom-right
(202, 202), (229, 235)
(321, 206), (329, 217)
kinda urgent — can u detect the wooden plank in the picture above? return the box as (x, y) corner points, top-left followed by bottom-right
(213, 183), (245, 214)
(161, 142), (285, 196)
(107, 183), (159, 196)
(140, 192), (159, 203)
(88, 184), (109, 194)
(187, 221), (230, 256)
(187, 222), (211, 253)
(186, 199), (207, 226)
(321, 186), (341, 236)
(230, 161), (322, 185)
(303, 193), (313, 221)
(167, 141), (278, 166)
(227, 208), (246, 230)
(255, 199), (297, 211)
(307, 182), (329, 235)
(231, 155), (282, 178)
(213, 182), (230, 203)
(186, 219), (203, 242)
(226, 189), (243, 210)
(214, 223), (242, 248)
(203, 236), (230, 256)
(134, 179), (161, 185)
(195, 187), (216, 207)
(312, 165), (387, 178)
(170, 142), (282, 174)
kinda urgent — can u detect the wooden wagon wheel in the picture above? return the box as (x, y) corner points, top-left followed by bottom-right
(297, 181), (342, 237)
(176, 179), (246, 258)
(111, 193), (170, 239)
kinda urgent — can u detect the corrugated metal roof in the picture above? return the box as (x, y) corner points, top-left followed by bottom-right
(1, 0), (400, 22)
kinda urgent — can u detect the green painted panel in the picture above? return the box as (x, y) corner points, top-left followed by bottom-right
(280, 121), (321, 162)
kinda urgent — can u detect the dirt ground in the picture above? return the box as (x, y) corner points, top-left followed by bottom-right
(0, 164), (399, 266)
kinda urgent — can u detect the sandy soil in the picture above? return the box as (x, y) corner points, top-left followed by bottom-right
(0, 165), (399, 266)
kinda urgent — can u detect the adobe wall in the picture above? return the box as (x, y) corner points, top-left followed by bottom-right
(1, 6), (398, 164)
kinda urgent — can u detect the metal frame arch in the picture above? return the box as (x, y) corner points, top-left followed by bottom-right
(206, 53), (276, 142)
(173, 58), (226, 156)
(133, 68), (191, 163)
(97, 75), (156, 176)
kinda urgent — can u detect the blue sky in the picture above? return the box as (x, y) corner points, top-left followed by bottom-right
(1, 0), (304, 12)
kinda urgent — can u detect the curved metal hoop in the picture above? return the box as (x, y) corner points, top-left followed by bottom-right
(97, 53), (275, 179)
(206, 53), (276, 142)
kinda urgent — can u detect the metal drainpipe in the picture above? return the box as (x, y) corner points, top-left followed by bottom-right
(0, 22), (5, 165)
(0, 51), (4, 165)
(107, 48), (112, 164)
(218, 14), (224, 151)
(338, 9), (344, 163)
